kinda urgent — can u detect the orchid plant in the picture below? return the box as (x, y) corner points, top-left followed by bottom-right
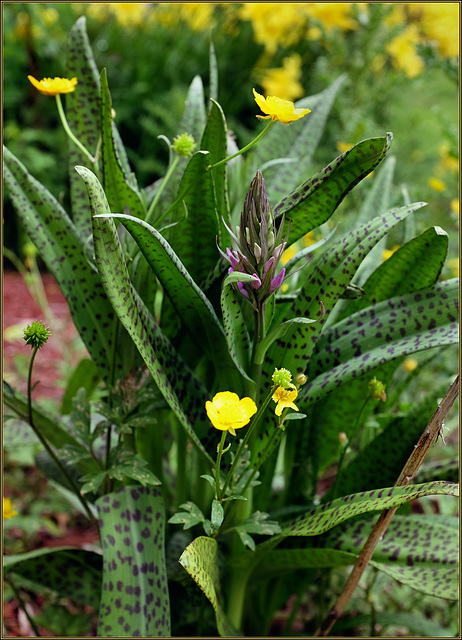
(3, 17), (459, 638)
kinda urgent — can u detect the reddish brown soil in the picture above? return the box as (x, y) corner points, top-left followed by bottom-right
(3, 270), (87, 404)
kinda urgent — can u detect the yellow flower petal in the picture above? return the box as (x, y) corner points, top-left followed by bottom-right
(206, 392), (257, 434)
(253, 88), (310, 124)
(272, 386), (299, 416)
(3, 497), (18, 519)
(28, 75), (78, 96)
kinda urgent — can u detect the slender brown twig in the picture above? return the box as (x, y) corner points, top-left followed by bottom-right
(315, 375), (459, 637)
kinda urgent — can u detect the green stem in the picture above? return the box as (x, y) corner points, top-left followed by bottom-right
(215, 431), (228, 501)
(209, 120), (275, 171)
(27, 347), (97, 526)
(55, 94), (97, 167)
(145, 154), (180, 226)
(221, 386), (274, 498)
(5, 575), (41, 637)
(331, 396), (371, 500)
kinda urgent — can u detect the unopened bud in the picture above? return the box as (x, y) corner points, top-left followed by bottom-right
(295, 373), (308, 386)
(338, 432), (348, 445)
(254, 243), (262, 262)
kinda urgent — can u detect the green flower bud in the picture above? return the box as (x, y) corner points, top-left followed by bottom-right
(272, 368), (294, 389)
(295, 373), (308, 386)
(368, 376), (386, 401)
(23, 320), (51, 350)
(173, 133), (196, 157)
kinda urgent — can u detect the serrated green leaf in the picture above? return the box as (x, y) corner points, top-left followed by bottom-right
(238, 531), (256, 551)
(179, 536), (241, 637)
(238, 511), (281, 536)
(80, 471), (106, 495)
(96, 486), (170, 636)
(61, 358), (100, 415)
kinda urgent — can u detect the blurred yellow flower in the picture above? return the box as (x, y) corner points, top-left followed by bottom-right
(259, 54), (304, 101)
(428, 177), (446, 193)
(303, 231), (315, 247)
(3, 497), (17, 519)
(205, 391), (257, 437)
(403, 358), (418, 373)
(407, 3), (460, 58)
(382, 244), (400, 261)
(180, 3), (215, 31)
(450, 199), (459, 216)
(253, 89), (310, 124)
(239, 3), (306, 54)
(300, 3), (358, 33)
(386, 24), (425, 78)
(272, 386), (299, 416)
(448, 258), (459, 278)
(336, 141), (354, 153)
(280, 243), (297, 265)
(28, 75), (78, 96)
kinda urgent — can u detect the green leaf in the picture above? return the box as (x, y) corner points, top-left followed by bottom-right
(65, 16), (102, 237)
(168, 501), (206, 530)
(99, 69), (145, 218)
(2, 381), (86, 451)
(95, 212), (240, 385)
(324, 514), (459, 600)
(179, 536), (241, 637)
(265, 202), (426, 387)
(277, 481), (458, 539)
(77, 165), (214, 464)
(249, 75), (346, 202)
(3, 147), (117, 381)
(108, 451), (161, 486)
(274, 133), (393, 246)
(238, 511), (281, 536)
(210, 499), (224, 534)
(96, 485), (170, 637)
(254, 316), (320, 366)
(61, 358), (100, 415)
(305, 279), (459, 404)
(201, 98), (230, 235)
(169, 150), (219, 284)
(4, 547), (102, 608)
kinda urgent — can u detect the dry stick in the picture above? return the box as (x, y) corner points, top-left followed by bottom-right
(315, 374), (460, 638)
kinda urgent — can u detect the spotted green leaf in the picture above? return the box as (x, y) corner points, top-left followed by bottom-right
(65, 16), (101, 237)
(3, 146), (117, 381)
(179, 536), (241, 637)
(99, 69), (145, 219)
(4, 547), (102, 608)
(324, 514), (459, 600)
(96, 485), (170, 637)
(77, 165), (213, 463)
(275, 133), (393, 246)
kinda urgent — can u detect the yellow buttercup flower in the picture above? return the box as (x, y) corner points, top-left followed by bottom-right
(253, 89), (310, 124)
(3, 497), (18, 519)
(206, 392), (257, 436)
(428, 177), (446, 193)
(272, 386), (299, 416)
(28, 75), (78, 96)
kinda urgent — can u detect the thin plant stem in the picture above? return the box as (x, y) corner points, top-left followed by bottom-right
(315, 375), (460, 637)
(26, 346), (97, 526)
(145, 154), (180, 226)
(55, 94), (97, 167)
(209, 120), (275, 171)
(5, 575), (41, 637)
(215, 431), (228, 501)
(330, 396), (372, 500)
